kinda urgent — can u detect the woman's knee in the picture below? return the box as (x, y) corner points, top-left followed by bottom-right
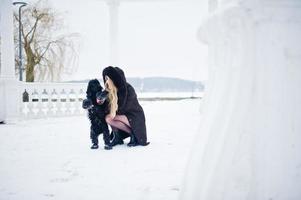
(114, 115), (131, 127)
(105, 115), (114, 124)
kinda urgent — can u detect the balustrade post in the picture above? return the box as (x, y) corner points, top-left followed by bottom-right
(27, 88), (34, 118)
(78, 89), (85, 115)
(50, 89), (58, 116)
(73, 89), (81, 115)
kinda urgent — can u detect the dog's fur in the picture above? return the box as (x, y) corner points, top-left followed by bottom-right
(82, 79), (110, 148)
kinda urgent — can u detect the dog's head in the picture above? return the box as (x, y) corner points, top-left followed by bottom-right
(95, 90), (108, 105)
(86, 79), (103, 99)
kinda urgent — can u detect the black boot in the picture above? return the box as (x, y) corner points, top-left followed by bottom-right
(91, 143), (99, 149)
(118, 130), (130, 140)
(90, 128), (99, 149)
(127, 134), (138, 147)
(104, 144), (112, 150)
(110, 131), (124, 146)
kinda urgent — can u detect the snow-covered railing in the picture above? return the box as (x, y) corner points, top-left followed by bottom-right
(18, 82), (203, 119)
(19, 82), (87, 119)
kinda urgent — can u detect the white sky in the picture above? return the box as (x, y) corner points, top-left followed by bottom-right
(44, 0), (209, 81)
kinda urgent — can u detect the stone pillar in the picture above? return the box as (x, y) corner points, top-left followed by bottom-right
(0, 0), (15, 79)
(180, 0), (301, 199)
(0, 0), (20, 123)
(106, 0), (120, 66)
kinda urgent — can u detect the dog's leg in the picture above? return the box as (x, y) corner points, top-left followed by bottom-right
(101, 121), (112, 150)
(90, 126), (99, 149)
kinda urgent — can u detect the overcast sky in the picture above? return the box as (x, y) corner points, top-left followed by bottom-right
(41, 0), (208, 81)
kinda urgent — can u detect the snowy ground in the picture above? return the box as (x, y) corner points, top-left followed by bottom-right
(0, 99), (201, 200)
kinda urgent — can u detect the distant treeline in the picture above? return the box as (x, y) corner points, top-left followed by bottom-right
(68, 77), (205, 92)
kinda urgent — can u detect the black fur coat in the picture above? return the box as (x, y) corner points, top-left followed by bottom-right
(103, 66), (148, 145)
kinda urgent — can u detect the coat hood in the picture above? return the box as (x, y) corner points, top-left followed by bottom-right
(102, 66), (127, 90)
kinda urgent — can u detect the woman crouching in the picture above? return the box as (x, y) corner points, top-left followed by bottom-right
(103, 66), (149, 147)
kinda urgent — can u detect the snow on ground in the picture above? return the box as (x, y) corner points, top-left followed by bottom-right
(0, 99), (201, 200)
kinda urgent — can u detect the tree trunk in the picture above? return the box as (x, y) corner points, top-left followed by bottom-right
(25, 44), (35, 82)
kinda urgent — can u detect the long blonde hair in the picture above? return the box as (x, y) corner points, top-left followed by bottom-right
(105, 76), (118, 118)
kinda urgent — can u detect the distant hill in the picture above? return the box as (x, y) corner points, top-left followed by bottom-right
(67, 77), (205, 92)
(127, 77), (204, 92)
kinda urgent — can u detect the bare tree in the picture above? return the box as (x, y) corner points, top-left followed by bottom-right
(14, 0), (79, 82)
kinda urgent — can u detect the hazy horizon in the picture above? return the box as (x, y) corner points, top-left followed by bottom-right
(65, 75), (205, 82)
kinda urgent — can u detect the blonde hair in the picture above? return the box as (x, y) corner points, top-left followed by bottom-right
(105, 76), (118, 118)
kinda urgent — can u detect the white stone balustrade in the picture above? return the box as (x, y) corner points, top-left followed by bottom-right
(19, 83), (87, 119)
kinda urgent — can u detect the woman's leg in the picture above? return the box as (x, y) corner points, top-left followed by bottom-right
(106, 114), (131, 134)
(113, 115), (131, 127)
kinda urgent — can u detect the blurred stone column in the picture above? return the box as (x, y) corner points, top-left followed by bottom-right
(106, 0), (120, 66)
(0, 0), (20, 122)
(180, 0), (301, 199)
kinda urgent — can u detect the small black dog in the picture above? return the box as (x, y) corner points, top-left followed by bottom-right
(82, 79), (112, 150)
